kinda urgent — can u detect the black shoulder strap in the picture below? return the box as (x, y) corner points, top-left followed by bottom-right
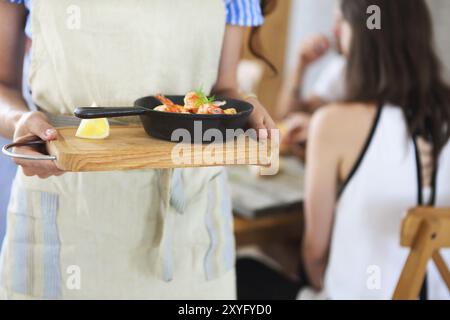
(338, 103), (383, 199)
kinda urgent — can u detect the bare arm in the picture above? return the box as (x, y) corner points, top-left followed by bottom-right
(277, 67), (327, 119)
(211, 25), (243, 100)
(212, 25), (276, 138)
(302, 106), (341, 289)
(0, 2), (62, 178)
(0, 2), (28, 139)
(276, 35), (331, 119)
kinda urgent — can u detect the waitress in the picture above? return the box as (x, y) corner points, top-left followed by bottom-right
(0, 0), (276, 299)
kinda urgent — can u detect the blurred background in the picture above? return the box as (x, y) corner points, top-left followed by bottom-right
(232, 0), (450, 299)
(243, 0), (450, 114)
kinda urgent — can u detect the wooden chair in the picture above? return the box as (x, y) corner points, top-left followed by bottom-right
(393, 207), (450, 300)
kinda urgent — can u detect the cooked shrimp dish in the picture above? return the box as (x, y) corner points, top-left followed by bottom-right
(154, 90), (238, 115)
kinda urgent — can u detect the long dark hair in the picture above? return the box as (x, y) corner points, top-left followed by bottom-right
(341, 0), (450, 160)
(248, 0), (278, 74)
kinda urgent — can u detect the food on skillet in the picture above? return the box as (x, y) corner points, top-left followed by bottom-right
(154, 90), (238, 115)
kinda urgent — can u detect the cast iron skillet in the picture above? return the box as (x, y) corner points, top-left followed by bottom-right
(74, 95), (254, 143)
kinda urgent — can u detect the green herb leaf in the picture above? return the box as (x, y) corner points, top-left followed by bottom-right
(194, 87), (215, 107)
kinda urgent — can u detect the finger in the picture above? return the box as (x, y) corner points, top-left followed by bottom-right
(22, 167), (35, 177)
(262, 116), (277, 140)
(256, 123), (269, 140)
(13, 147), (64, 177)
(16, 162), (63, 178)
(247, 98), (277, 140)
(26, 114), (58, 141)
(264, 113), (277, 131)
(260, 115), (277, 139)
(246, 104), (265, 137)
(249, 116), (268, 140)
(19, 163), (64, 178)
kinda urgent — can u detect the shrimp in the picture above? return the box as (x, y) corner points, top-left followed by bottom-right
(155, 94), (185, 113)
(212, 101), (227, 107)
(154, 105), (168, 112)
(184, 92), (201, 112)
(154, 92), (237, 115)
(198, 104), (225, 115)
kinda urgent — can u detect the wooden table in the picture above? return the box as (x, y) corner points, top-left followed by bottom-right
(233, 208), (304, 277)
(234, 209), (303, 247)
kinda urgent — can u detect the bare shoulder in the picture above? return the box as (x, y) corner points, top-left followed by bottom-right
(310, 102), (378, 141)
(312, 102), (377, 127)
(309, 102), (379, 180)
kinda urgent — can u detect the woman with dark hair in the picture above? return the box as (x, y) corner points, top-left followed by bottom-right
(301, 0), (450, 299)
(0, 0), (276, 299)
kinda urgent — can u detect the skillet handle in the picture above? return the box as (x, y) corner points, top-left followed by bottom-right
(74, 107), (147, 119)
(2, 137), (57, 161)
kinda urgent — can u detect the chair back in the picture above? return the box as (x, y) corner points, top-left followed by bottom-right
(393, 207), (450, 300)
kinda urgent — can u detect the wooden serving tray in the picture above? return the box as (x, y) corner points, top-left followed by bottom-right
(47, 126), (274, 172)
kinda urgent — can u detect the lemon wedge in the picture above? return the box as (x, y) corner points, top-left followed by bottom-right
(76, 118), (110, 140)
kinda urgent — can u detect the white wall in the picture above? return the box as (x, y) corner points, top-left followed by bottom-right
(285, 0), (337, 95)
(285, 0), (336, 70)
(427, 0), (450, 81)
(285, 0), (450, 92)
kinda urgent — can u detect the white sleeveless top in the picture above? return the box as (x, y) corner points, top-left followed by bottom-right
(323, 105), (450, 300)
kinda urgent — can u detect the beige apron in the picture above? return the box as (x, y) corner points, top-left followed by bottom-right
(0, 0), (236, 299)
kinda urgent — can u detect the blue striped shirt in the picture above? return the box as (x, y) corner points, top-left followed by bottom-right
(7, 0), (264, 38)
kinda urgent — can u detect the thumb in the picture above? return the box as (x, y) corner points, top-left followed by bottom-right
(254, 122), (268, 140)
(26, 114), (57, 141)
